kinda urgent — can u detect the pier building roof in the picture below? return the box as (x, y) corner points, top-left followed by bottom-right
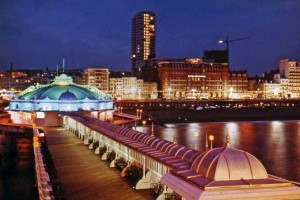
(9, 74), (113, 112)
(64, 113), (300, 199)
(66, 113), (292, 189)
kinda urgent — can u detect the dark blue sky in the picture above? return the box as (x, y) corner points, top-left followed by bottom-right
(1, 0), (299, 76)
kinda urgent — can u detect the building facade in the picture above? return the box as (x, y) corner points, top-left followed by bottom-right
(157, 58), (229, 99)
(84, 68), (109, 93)
(228, 70), (249, 99)
(131, 11), (156, 75)
(279, 59), (300, 98)
(109, 77), (157, 100)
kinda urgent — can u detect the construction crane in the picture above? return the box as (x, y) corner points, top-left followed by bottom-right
(218, 36), (250, 64)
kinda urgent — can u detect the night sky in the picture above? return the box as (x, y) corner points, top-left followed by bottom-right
(1, 0), (299, 76)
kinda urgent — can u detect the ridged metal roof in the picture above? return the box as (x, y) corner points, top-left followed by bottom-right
(66, 113), (292, 190)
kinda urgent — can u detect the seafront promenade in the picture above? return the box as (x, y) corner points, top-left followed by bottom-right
(43, 127), (152, 200)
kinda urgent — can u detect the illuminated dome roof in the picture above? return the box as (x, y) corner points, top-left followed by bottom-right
(9, 74), (113, 112)
(191, 136), (268, 181)
(59, 90), (77, 100)
(20, 85), (101, 100)
(18, 74), (110, 101)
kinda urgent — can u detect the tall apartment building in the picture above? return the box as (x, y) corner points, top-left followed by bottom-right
(131, 11), (156, 75)
(157, 58), (229, 99)
(84, 68), (109, 93)
(279, 59), (300, 98)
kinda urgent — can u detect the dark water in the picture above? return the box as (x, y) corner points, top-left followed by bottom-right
(0, 136), (36, 200)
(139, 120), (300, 183)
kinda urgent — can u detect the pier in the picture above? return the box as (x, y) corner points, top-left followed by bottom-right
(43, 126), (152, 200)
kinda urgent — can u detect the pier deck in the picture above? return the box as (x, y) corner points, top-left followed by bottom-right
(44, 127), (152, 200)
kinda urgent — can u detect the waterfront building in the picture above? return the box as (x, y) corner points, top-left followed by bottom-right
(0, 75), (25, 91)
(279, 59), (300, 98)
(228, 70), (249, 99)
(109, 78), (124, 100)
(258, 81), (281, 99)
(131, 11), (156, 75)
(0, 71), (27, 91)
(279, 77), (290, 98)
(109, 77), (143, 100)
(109, 77), (158, 100)
(143, 82), (158, 99)
(0, 71), (50, 91)
(84, 68), (109, 93)
(8, 74), (114, 126)
(157, 58), (229, 99)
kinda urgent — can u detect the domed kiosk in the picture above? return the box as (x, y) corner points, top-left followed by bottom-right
(8, 74), (114, 126)
(190, 135), (268, 182)
(161, 134), (300, 199)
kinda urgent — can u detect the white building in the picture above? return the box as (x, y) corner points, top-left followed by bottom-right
(109, 77), (143, 100)
(84, 68), (109, 93)
(258, 81), (281, 99)
(279, 59), (300, 98)
(109, 77), (158, 100)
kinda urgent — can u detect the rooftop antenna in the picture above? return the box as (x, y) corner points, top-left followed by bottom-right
(62, 58), (65, 73)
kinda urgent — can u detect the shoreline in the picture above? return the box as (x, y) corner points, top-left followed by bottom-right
(132, 107), (300, 125)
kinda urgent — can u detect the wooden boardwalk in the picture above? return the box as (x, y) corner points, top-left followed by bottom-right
(44, 127), (153, 200)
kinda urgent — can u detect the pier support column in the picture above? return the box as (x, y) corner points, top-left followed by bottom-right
(83, 135), (89, 145)
(136, 171), (153, 189)
(143, 156), (146, 178)
(102, 146), (109, 160)
(110, 153), (118, 167)
(156, 187), (173, 200)
(95, 146), (100, 154)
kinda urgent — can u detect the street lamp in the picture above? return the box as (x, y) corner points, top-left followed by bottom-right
(151, 121), (154, 137)
(142, 120), (146, 133)
(194, 132), (199, 150)
(209, 135), (214, 149)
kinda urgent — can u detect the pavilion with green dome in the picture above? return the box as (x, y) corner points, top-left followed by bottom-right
(8, 74), (114, 126)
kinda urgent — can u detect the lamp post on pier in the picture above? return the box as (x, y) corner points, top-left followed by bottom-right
(142, 120), (146, 133)
(209, 135), (214, 149)
(194, 132), (199, 150)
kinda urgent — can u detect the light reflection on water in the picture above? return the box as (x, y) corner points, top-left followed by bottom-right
(140, 120), (300, 183)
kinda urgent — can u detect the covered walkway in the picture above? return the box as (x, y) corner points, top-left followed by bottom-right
(44, 127), (152, 200)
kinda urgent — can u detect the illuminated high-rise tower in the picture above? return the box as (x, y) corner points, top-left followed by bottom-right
(131, 11), (156, 75)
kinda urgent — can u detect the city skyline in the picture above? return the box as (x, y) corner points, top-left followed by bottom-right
(1, 0), (300, 76)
